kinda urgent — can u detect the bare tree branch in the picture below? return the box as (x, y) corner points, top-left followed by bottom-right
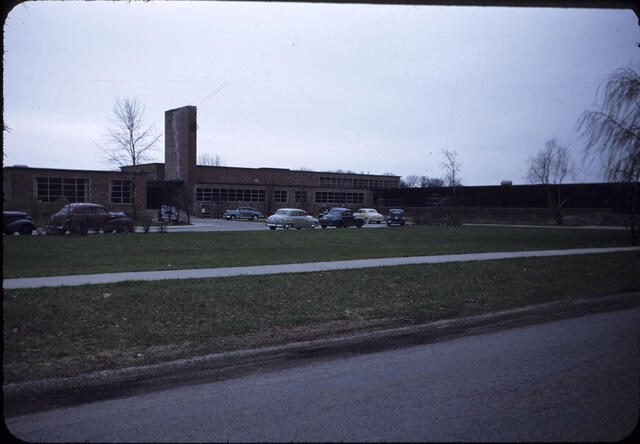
(98, 96), (160, 167)
(441, 149), (462, 188)
(197, 153), (224, 166)
(577, 67), (640, 183)
(577, 66), (640, 244)
(526, 139), (574, 225)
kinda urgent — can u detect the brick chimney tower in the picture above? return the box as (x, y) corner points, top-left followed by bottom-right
(164, 106), (197, 187)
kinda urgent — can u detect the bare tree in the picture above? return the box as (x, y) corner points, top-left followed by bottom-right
(170, 187), (195, 225)
(526, 139), (574, 225)
(99, 96), (160, 167)
(577, 67), (640, 244)
(441, 149), (462, 225)
(402, 175), (421, 188)
(441, 149), (462, 188)
(198, 153), (224, 166)
(420, 176), (444, 188)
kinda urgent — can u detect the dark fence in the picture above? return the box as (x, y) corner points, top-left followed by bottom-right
(373, 182), (638, 212)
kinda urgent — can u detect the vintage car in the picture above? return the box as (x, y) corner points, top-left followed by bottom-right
(45, 203), (134, 235)
(223, 207), (264, 221)
(353, 208), (384, 224)
(319, 207), (364, 229)
(3, 210), (35, 235)
(265, 208), (318, 230)
(386, 208), (407, 226)
(158, 205), (178, 222)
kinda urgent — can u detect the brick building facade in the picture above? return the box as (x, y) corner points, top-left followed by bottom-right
(3, 105), (400, 219)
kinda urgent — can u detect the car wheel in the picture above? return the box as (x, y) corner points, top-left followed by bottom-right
(401, 222), (405, 226)
(251, 215), (257, 221)
(321, 225), (327, 229)
(387, 222), (391, 226)
(269, 226), (276, 230)
(230, 215), (236, 220)
(70, 221), (85, 235)
(310, 223), (317, 229)
(19, 225), (33, 235)
(285, 224), (291, 230)
(377, 220), (382, 224)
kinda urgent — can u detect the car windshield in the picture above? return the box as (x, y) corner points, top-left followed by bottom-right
(390, 210), (403, 215)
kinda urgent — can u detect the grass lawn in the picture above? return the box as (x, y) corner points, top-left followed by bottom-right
(2, 225), (633, 278)
(3, 251), (639, 383)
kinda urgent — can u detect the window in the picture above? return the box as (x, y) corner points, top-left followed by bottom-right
(273, 190), (288, 203)
(196, 186), (265, 202)
(319, 176), (399, 189)
(315, 191), (364, 204)
(110, 179), (133, 204)
(36, 177), (88, 203)
(294, 190), (307, 203)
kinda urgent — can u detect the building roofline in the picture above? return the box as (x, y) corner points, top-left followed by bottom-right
(195, 164), (401, 179)
(3, 165), (146, 175)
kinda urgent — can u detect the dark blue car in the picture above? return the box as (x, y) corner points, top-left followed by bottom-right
(386, 209), (406, 226)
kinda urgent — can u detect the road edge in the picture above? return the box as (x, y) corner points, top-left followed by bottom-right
(4, 291), (639, 417)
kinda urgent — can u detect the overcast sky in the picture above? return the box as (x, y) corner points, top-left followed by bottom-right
(3, 1), (638, 185)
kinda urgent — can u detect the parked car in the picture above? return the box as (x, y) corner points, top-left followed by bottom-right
(353, 208), (384, 224)
(223, 207), (264, 221)
(386, 208), (406, 226)
(265, 208), (318, 230)
(3, 210), (35, 235)
(319, 207), (364, 229)
(45, 203), (134, 235)
(158, 205), (178, 222)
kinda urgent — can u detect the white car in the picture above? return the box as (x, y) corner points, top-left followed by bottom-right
(353, 208), (384, 224)
(265, 208), (318, 230)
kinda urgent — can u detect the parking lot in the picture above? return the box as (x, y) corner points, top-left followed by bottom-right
(146, 218), (391, 233)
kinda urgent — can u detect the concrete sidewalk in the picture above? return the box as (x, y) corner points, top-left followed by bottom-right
(4, 246), (639, 289)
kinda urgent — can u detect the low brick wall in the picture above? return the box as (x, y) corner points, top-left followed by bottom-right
(379, 207), (628, 226)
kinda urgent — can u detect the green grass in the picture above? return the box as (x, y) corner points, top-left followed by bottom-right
(3, 251), (639, 383)
(2, 225), (632, 278)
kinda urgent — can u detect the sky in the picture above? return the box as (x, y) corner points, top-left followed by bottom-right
(3, 1), (639, 185)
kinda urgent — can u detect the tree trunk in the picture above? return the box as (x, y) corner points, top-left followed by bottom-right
(629, 182), (638, 246)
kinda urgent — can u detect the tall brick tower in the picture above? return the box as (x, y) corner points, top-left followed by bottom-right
(164, 106), (197, 188)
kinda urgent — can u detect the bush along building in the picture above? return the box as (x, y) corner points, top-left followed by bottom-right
(3, 105), (400, 220)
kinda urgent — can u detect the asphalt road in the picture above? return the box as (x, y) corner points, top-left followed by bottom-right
(6, 308), (638, 442)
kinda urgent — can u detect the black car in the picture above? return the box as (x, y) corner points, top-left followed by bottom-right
(3, 211), (35, 235)
(45, 203), (134, 235)
(319, 207), (364, 229)
(387, 208), (406, 226)
(223, 207), (264, 220)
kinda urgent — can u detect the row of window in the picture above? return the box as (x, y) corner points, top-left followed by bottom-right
(315, 192), (364, 204)
(319, 177), (398, 189)
(197, 188), (267, 202)
(34, 177), (365, 206)
(36, 177), (88, 203)
(35, 177), (132, 204)
(196, 187), (363, 204)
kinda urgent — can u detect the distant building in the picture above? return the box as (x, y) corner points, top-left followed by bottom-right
(3, 105), (400, 218)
